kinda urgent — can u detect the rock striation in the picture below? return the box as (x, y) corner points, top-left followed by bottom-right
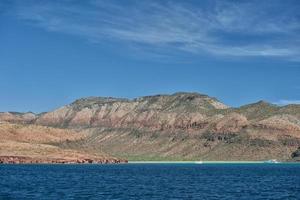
(35, 93), (229, 130)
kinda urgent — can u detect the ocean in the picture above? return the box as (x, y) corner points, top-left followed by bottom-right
(0, 163), (299, 199)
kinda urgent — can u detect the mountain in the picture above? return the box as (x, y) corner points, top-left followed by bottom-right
(1, 92), (300, 162)
(35, 92), (229, 128)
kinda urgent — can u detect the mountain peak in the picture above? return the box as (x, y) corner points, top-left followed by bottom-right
(242, 100), (277, 108)
(71, 96), (129, 107)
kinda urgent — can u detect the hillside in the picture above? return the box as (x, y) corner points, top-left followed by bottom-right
(1, 92), (300, 161)
(0, 123), (126, 164)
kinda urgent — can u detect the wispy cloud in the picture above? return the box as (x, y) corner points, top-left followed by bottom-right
(9, 0), (300, 60)
(274, 100), (300, 105)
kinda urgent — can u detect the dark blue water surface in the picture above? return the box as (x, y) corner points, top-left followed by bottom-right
(0, 164), (300, 200)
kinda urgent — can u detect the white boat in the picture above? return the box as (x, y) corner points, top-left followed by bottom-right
(264, 159), (280, 164)
(195, 161), (203, 164)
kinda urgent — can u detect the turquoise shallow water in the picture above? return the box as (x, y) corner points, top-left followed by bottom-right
(0, 164), (300, 199)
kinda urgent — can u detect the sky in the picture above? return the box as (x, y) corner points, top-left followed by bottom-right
(0, 0), (300, 113)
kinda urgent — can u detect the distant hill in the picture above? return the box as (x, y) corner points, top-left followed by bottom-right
(1, 92), (300, 161)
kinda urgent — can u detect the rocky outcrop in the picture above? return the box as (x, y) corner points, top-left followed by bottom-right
(291, 147), (300, 161)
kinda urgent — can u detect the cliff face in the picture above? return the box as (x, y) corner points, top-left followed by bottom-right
(1, 92), (300, 161)
(35, 93), (229, 130)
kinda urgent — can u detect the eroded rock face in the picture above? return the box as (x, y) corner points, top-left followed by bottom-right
(210, 113), (249, 134)
(35, 106), (72, 126)
(254, 115), (300, 132)
(35, 92), (229, 130)
(32, 93), (300, 136)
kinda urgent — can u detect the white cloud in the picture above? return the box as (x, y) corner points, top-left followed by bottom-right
(11, 0), (300, 60)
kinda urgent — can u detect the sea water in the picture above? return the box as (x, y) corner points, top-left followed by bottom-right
(0, 163), (299, 199)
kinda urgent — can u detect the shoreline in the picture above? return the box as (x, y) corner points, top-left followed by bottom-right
(0, 156), (128, 164)
(1, 161), (299, 165)
(0, 156), (298, 165)
(128, 161), (299, 164)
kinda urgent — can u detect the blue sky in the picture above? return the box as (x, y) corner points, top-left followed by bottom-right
(0, 0), (300, 113)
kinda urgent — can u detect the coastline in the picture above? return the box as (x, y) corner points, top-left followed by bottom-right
(0, 156), (128, 164)
(128, 161), (299, 164)
(1, 161), (299, 165)
(0, 156), (298, 165)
